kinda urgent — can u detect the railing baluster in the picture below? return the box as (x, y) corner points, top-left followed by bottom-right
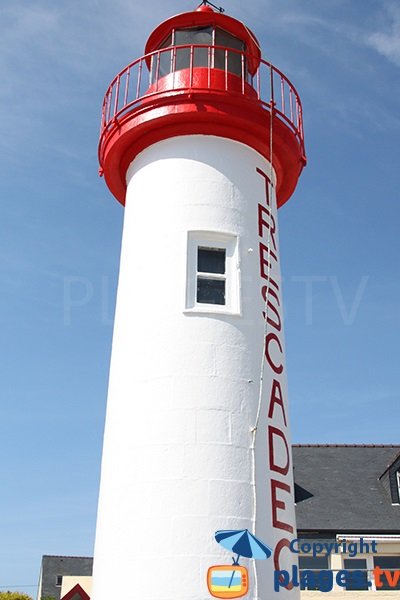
(106, 88), (112, 124)
(189, 45), (194, 88)
(269, 65), (275, 108)
(207, 46), (211, 89)
(124, 68), (130, 106)
(281, 77), (285, 115)
(100, 98), (106, 134)
(241, 53), (245, 95)
(113, 75), (121, 117)
(156, 51), (161, 92)
(289, 88), (294, 123)
(225, 49), (228, 91)
(172, 47), (177, 90)
(136, 60), (142, 99)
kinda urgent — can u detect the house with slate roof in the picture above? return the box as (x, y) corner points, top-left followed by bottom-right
(293, 444), (400, 597)
(36, 556), (93, 600)
(36, 445), (400, 599)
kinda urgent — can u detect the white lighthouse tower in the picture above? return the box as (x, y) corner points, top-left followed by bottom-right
(92, 4), (306, 599)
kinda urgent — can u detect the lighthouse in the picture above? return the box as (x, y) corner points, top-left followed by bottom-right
(92, 3), (306, 600)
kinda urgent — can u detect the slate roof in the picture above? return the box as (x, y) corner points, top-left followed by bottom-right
(293, 445), (400, 533)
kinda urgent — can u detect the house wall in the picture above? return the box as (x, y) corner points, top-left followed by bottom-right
(61, 577), (92, 598)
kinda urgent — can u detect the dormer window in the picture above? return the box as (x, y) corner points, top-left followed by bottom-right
(378, 454), (400, 505)
(151, 26), (246, 81)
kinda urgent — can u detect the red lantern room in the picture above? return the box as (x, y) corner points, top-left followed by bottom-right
(98, 2), (306, 207)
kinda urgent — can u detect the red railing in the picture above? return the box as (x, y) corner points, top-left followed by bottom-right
(99, 44), (305, 159)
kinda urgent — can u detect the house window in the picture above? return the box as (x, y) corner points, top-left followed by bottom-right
(299, 555), (329, 591)
(373, 556), (400, 590)
(186, 232), (240, 314)
(56, 575), (63, 586)
(343, 558), (369, 590)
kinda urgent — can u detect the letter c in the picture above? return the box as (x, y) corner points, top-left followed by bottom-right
(290, 539), (300, 554)
(265, 332), (283, 374)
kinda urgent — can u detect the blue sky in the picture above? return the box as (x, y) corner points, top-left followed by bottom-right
(1, 0), (399, 593)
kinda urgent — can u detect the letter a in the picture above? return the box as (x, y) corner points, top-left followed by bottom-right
(268, 379), (287, 426)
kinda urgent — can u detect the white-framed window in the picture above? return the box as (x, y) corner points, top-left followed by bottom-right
(186, 231), (240, 314)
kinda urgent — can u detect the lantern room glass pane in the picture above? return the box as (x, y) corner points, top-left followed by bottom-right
(174, 27), (212, 70)
(150, 33), (173, 82)
(215, 28), (245, 51)
(214, 28), (245, 76)
(174, 27), (213, 46)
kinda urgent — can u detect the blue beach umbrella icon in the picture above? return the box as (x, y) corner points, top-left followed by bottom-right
(214, 529), (272, 589)
(215, 529), (272, 562)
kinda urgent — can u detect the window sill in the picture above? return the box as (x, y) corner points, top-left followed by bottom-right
(184, 306), (241, 316)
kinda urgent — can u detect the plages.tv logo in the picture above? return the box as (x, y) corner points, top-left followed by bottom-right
(207, 529), (272, 598)
(275, 537), (400, 592)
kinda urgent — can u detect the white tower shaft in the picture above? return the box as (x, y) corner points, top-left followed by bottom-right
(92, 135), (297, 600)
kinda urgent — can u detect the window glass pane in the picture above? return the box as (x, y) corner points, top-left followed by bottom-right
(213, 49), (244, 77)
(299, 556), (329, 570)
(198, 247), (226, 274)
(173, 29), (212, 70)
(214, 29), (245, 77)
(373, 556), (400, 590)
(197, 278), (225, 305)
(175, 47), (191, 71)
(299, 556), (329, 591)
(175, 27), (212, 46)
(159, 33), (172, 49)
(215, 29), (245, 51)
(150, 50), (173, 82)
(150, 35), (173, 82)
(374, 556), (400, 569)
(193, 46), (209, 68)
(343, 559), (368, 591)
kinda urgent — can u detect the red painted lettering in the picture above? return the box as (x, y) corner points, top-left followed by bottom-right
(258, 203), (277, 251)
(261, 283), (280, 309)
(259, 243), (277, 279)
(265, 332), (283, 374)
(274, 539), (294, 590)
(269, 426), (290, 476)
(271, 479), (294, 533)
(268, 379), (287, 426)
(263, 300), (281, 332)
(256, 167), (271, 207)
